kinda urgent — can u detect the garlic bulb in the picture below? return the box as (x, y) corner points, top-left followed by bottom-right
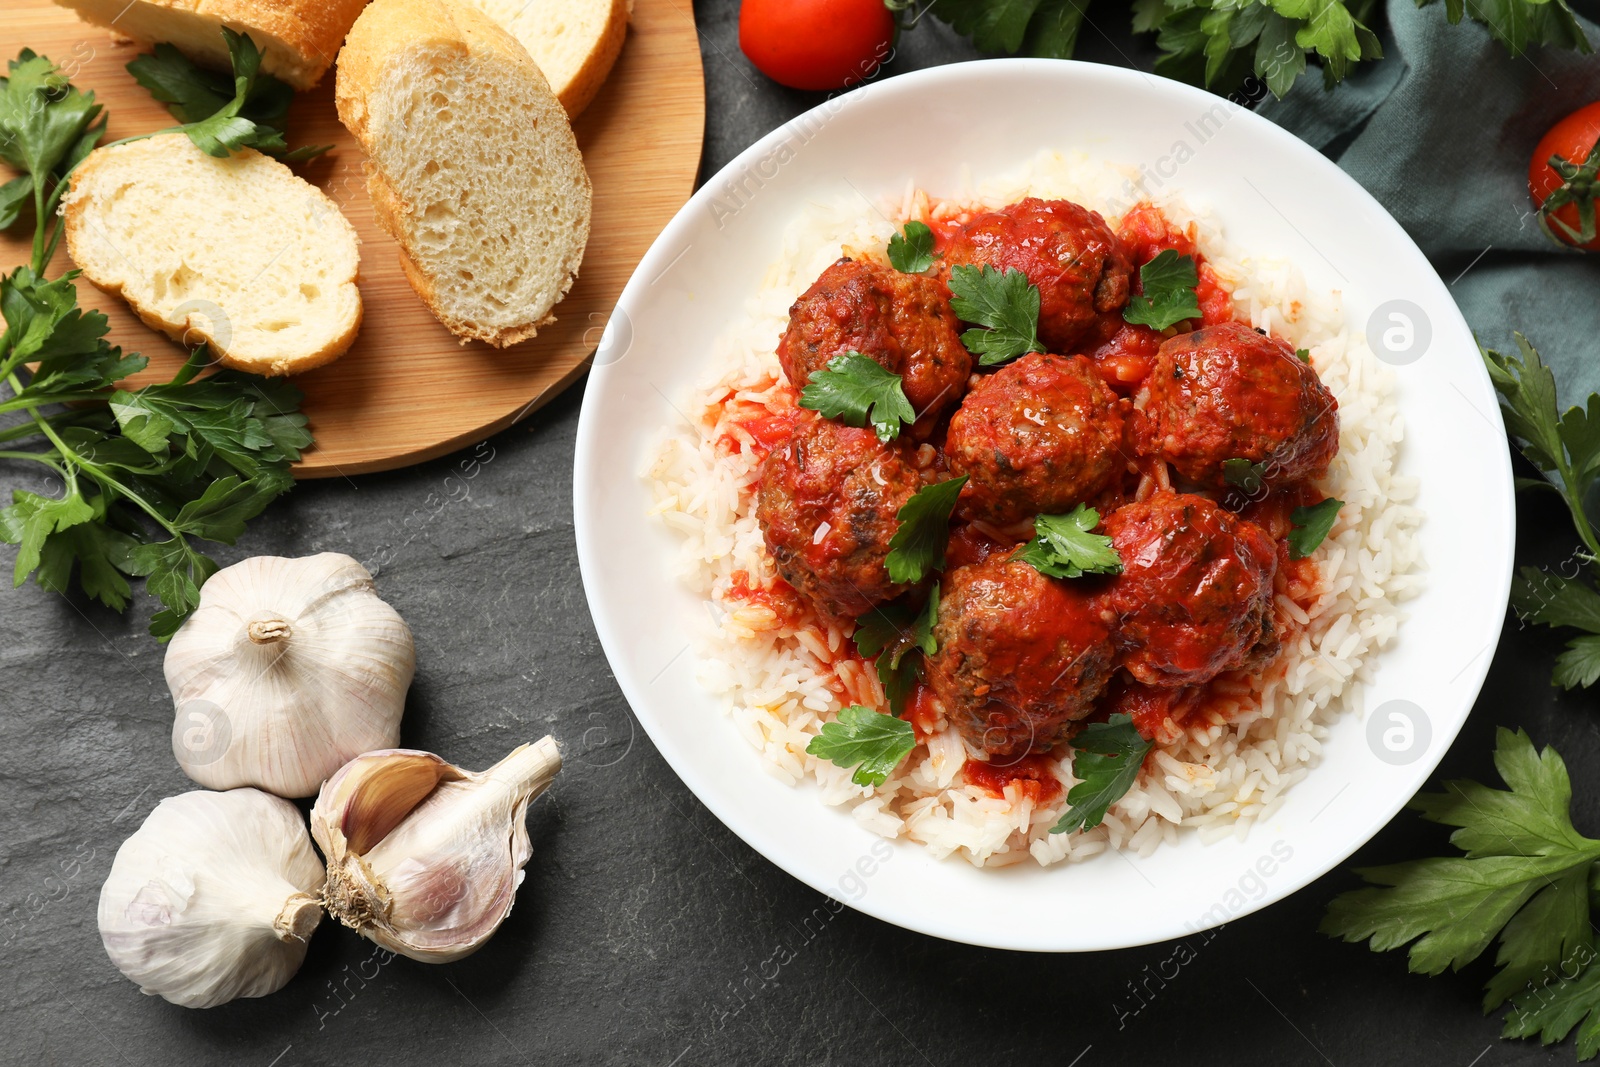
(310, 738), (562, 963)
(165, 553), (415, 798)
(98, 789), (325, 1009)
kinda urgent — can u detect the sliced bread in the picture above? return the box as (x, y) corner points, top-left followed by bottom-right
(52, 0), (371, 90)
(468, 0), (631, 118)
(62, 133), (363, 377)
(336, 0), (592, 348)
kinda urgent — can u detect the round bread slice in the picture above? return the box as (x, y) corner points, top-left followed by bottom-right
(336, 0), (593, 348)
(61, 133), (363, 377)
(468, 0), (631, 117)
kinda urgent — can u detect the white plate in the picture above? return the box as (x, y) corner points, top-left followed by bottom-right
(573, 59), (1514, 951)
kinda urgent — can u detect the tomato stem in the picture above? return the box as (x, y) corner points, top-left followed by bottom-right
(1538, 140), (1600, 247)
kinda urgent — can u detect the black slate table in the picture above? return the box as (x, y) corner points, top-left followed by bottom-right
(2, 3), (1588, 1065)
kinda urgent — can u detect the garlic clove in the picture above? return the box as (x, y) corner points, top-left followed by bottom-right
(311, 738), (561, 963)
(165, 553), (415, 799)
(318, 750), (464, 854)
(98, 789), (325, 1009)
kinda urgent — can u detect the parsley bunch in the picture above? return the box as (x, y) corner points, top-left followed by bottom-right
(1324, 728), (1600, 1059)
(1487, 336), (1600, 689)
(919, 0), (1590, 99)
(0, 49), (311, 638)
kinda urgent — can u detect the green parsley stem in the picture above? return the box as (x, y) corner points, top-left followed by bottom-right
(1552, 470), (1600, 562)
(0, 392), (111, 415)
(169, 346), (207, 387)
(28, 168), (48, 275)
(0, 449), (64, 474)
(0, 407), (98, 443)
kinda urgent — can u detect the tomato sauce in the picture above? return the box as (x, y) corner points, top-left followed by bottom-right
(723, 569), (807, 629)
(714, 372), (797, 460)
(962, 752), (1065, 803)
(906, 682), (942, 742)
(944, 522), (1015, 570)
(1080, 320), (1163, 392)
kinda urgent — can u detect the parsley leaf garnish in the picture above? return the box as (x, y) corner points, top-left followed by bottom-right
(1051, 713), (1153, 833)
(806, 704), (917, 787)
(946, 264), (1044, 365)
(853, 588), (938, 715)
(887, 221), (935, 274)
(1287, 497), (1343, 559)
(1323, 729), (1600, 1023)
(1122, 249), (1201, 330)
(0, 51), (309, 639)
(1222, 457), (1266, 494)
(798, 351), (916, 442)
(1015, 504), (1122, 579)
(1295, 348), (1312, 362)
(885, 476), (967, 584)
(126, 30), (329, 161)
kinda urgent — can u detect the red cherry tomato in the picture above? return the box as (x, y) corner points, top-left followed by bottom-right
(1529, 102), (1600, 251)
(738, 0), (895, 92)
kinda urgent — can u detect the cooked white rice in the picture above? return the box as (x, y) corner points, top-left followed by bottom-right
(646, 150), (1424, 868)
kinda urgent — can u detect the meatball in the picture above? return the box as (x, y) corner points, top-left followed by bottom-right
(755, 412), (924, 625)
(1103, 493), (1278, 687)
(779, 257), (971, 430)
(926, 556), (1116, 756)
(1139, 321), (1339, 488)
(941, 198), (1132, 351)
(945, 352), (1128, 526)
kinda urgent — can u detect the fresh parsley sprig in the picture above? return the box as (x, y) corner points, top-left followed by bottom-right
(798, 351), (915, 442)
(126, 30), (330, 161)
(0, 50), (310, 638)
(1324, 728), (1600, 1052)
(947, 263), (1044, 365)
(1123, 249), (1201, 331)
(1051, 713), (1153, 833)
(1016, 504), (1122, 579)
(1485, 336), (1600, 689)
(0, 52), (105, 273)
(806, 704), (918, 787)
(853, 588), (938, 715)
(886, 476), (967, 584)
(887, 221), (935, 274)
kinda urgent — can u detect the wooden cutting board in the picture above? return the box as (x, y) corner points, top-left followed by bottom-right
(0, 0), (705, 477)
